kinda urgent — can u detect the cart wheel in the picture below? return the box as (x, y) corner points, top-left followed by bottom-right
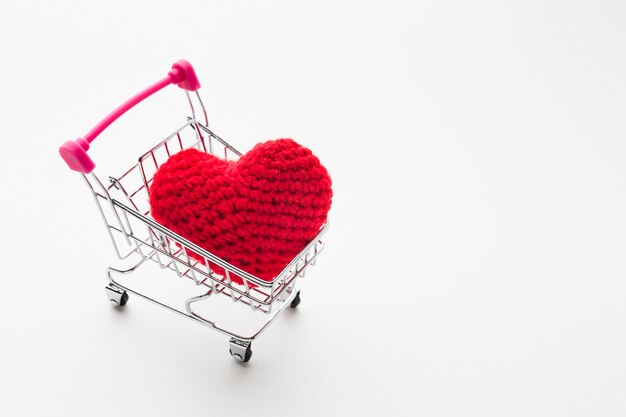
(289, 291), (301, 309)
(229, 338), (252, 363)
(119, 292), (129, 307)
(229, 347), (252, 363)
(105, 284), (128, 307)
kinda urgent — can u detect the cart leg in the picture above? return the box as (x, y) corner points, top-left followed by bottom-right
(229, 338), (252, 363)
(105, 284), (129, 307)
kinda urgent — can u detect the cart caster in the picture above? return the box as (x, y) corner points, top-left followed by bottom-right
(105, 284), (128, 307)
(229, 338), (252, 363)
(289, 291), (301, 309)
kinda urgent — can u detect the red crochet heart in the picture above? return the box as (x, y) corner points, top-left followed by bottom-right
(149, 139), (332, 284)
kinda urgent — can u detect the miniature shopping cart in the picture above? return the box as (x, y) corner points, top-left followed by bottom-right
(59, 60), (327, 363)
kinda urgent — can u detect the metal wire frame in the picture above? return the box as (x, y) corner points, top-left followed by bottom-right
(108, 198), (326, 313)
(106, 261), (302, 343)
(81, 93), (327, 319)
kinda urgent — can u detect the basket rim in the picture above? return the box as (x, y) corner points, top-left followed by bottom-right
(112, 198), (328, 288)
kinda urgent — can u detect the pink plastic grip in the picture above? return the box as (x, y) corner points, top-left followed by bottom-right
(59, 59), (201, 173)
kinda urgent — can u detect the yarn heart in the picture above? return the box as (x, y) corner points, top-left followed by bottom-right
(149, 139), (332, 284)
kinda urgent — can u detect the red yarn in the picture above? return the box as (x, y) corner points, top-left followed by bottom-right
(149, 139), (332, 285)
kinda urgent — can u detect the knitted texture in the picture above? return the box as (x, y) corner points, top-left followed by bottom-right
(149, 139), (332, 284)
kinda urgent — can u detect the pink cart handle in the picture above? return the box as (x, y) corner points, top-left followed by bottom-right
(59, 59), (201, 173)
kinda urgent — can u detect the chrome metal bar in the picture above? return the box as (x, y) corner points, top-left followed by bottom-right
(194, 90), (209, 127)
(184, 90), (197, 122)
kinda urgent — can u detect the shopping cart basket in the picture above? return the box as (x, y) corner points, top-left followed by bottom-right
(59, 60), (327, 362)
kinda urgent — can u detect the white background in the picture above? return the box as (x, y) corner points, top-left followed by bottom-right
(0, 1), (625, 416)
